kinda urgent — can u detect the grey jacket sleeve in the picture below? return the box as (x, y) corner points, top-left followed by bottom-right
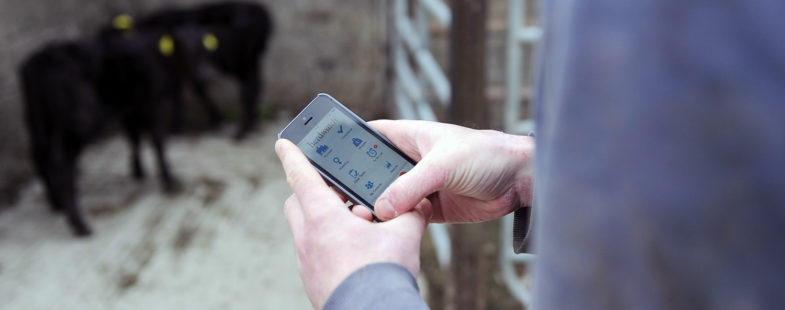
(512, 132), (535, 254)
(323, 263), (429, 310)
(512, 206), (533, 254)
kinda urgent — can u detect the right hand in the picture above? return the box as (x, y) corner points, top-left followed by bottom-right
(370, 120), (535, 223)
(275, 139), (431, 309)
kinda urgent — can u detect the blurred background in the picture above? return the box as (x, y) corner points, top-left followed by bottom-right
(0, 0), (539, 308)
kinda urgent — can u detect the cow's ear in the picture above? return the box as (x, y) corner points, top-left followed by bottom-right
(158, 34), (175, 57)
(112, 14), (134, 31)
(203, 33), (219, 52)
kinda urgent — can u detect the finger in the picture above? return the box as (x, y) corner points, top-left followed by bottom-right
(386, 198), (432, 239)
(414, 198), (434, 223)
(374, 154), (447, 221)
(367, 119), (429, 161)
(350, 205), (374, 222)
(329, 186), (348, 202)
(426, 193), (446, 223)
(275, 139), (345, 218)
(283, 194), (306, 240)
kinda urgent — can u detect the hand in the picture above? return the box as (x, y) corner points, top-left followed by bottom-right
(275, 139), (432, 309)
(370, 120), (534, 223)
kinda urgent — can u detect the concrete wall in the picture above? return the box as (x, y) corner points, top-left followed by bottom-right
(0, 0), (389, 205)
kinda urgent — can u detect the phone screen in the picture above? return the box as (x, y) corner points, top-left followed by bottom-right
(296, 106), (414, 207)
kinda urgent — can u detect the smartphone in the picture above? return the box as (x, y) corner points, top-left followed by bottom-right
(278, 93), (416, 217)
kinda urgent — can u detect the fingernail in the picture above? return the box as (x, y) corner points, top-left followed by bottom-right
(377, 199), (397, 220)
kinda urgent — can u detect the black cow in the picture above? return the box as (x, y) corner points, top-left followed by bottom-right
(19, 38), (178, 237)
(106, 2), (274, 140)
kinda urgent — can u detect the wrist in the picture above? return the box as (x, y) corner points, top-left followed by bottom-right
(507, 133), (535, 208)
(476, 129), (535, 209)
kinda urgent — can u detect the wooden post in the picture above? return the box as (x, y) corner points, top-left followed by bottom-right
(448, 1), (489, 310)
(449, 0), (489, 128)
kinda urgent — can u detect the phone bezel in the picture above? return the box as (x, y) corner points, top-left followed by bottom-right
(278, 93), (416, 214)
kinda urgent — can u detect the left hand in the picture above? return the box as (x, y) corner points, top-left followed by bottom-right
(275, 139), (432, 310)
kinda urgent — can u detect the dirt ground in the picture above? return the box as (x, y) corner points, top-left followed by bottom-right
(0, 116), (314, 309)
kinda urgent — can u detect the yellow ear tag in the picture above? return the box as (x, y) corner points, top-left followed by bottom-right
(158, 34), (175, 56)
(112, 14), (134, 31)
(202, 33), (219, 52)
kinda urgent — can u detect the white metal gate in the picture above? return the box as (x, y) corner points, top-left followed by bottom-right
(500, 0), (540, 307)
(387, 0), (541, 307)
(388, 0), (453, 270)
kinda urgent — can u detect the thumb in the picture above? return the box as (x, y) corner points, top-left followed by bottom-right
(375, 155), (446, 220)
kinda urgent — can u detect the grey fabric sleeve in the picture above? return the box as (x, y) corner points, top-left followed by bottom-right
(512, 131), (535, 254)
(322, 262), (429, 310)
(512, 206), (533, 254)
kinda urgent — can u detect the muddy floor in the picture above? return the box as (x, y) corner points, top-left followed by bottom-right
(0, 116), (313, 309)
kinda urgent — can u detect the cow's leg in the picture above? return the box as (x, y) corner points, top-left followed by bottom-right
(149, 115), (180, 193)
(192, 79), (221, 127)
(41, 172), (61, 212)
(32, 147), (62, 212)
(234, 65), (260, 141)
(124, 120), (145, 181)
(52, 154), (91, 236)
(169, 78), (185, 133)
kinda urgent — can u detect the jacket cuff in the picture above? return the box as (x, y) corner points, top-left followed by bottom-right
(323, 263), (428, 310)
(513, 206), (533, 253)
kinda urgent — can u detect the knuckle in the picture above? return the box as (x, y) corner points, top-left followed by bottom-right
(285, 167), (306, 189)
(307, 208), (330, 223)
(292, 238), (307, 255)
(283, 196), (297, 212)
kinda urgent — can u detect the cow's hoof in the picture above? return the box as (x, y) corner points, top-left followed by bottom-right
(71, 222), (93, 237)
(163, 178), (183, 195)
(132, 169), (146, 181)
